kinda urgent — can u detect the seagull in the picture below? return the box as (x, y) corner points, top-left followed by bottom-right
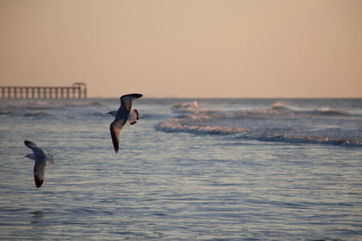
(24, 140), (54, 188)
(109, 93), (143, 153)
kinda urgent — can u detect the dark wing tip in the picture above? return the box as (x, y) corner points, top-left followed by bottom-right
(110, 124), (120, 153)
(133, 93), (143, 98)
(35, 176), (44, 188)
(113, 140), (119, 153)
(121, 93), (143, 99)
(24, 140), (35, 148)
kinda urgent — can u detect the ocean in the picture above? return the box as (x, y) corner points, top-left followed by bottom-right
(0, 98), (361, 240)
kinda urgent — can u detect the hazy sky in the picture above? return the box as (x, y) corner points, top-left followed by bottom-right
(0, 0), (361, 98)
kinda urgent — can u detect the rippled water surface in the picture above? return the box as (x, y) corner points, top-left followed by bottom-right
(0, 98), (361, 240)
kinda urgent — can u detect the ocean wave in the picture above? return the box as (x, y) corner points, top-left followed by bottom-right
(24, 111), (53, 117)
(64, 101), (104, 107)
(156, 118), (362, 147)
(171, 101), (204, 113)
(88, 112), (109, 117)
(156, 118), (248, 135)
(257, 133), (362, 147)
(265, 102), (350, 117)
(139, 113), (171, 120)
(311, 107), (349, 116)
(270, 101), (294, 112)
(156, 101), (362, 147)
(0, 111), (13, 115)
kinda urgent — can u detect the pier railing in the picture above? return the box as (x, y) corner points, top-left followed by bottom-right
(0, 83), (87, 99)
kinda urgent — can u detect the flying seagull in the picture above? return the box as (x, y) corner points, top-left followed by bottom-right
(109, 93), (143, 153)
(24, 140), (54, 188)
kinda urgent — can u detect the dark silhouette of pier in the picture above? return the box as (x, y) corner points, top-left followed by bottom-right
(0, 82), (87, 99)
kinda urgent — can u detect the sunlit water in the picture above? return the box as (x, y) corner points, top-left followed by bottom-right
(0, 98), (361, 240)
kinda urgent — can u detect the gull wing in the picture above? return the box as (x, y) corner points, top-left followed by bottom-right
(25, 140), (42, 154)
(110, 118), (126, 153)
(120, 94), (143, 112)
(34, 161), (45, 188)
(24, 140), (46, 160)
(24, 140), (51, 188)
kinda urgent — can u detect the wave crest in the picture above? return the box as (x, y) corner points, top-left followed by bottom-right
(156, 101), (362, 147)
(171, 101), (203, 113)
(270, 101), (293, 112)
(312, 107), (349, 116)
(156, 118), (248, 135)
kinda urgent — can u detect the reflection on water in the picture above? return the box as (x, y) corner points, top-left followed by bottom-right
(30, 210), (44, 225)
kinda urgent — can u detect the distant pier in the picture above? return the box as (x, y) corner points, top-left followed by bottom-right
(0, 82), (87, 99)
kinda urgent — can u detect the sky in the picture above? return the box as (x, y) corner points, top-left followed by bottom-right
(0, 0), (361, 98)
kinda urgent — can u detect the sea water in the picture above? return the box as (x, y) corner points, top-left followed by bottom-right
(0, 98), (361, 240)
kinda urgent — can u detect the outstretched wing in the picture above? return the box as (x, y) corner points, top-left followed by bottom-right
(34, 161), (45, 188)
(120, 93), (143, 112)
(24, 140), (51, 188)
(24, 140), (45, 157)
(110, 118), (126, 153)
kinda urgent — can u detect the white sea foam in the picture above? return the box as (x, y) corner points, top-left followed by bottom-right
(156, 101), (362, 147)
(171, 101), (204, 113)
(312, 106), (349, 116)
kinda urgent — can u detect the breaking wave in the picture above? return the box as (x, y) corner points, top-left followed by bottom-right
(156, 101), (362, 147)
(312, 107), (349, 116)
(171, 101), (204, 113)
